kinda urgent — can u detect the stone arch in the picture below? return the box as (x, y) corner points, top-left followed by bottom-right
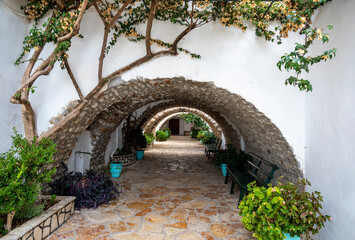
(132, 100), (242, 146)
(153, 111), (219, 137)
(48, 77), (302, 183)
(140, 107), (222, 137)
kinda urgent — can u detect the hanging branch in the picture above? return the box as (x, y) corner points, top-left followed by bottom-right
(96, 0), (133, 85)
(64, 57), (85, 101)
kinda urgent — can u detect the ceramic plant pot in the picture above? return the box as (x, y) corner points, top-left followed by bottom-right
(283, 232), (301, 240)
(110, 162), (123, 177)
(221, 163), (227, 177)
(136, 150), (144, 160)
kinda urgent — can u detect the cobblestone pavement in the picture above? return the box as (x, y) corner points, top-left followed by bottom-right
(48, 136), (253, 240)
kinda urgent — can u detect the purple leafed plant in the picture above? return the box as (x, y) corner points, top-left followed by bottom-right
(50, 169), (120, 209)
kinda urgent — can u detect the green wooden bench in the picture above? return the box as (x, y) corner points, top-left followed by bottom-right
(224, 152), (279, 205)
(204, 138), (222, 158)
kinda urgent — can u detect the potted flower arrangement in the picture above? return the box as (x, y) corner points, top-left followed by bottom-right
(238, 179), (331, 240)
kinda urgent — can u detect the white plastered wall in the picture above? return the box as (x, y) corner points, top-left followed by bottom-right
(0, 2), (28, 153)
(305, 1), (355, 239)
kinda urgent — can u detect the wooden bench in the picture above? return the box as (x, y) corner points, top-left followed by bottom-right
(224, 153), (279, 205)
(204, 138), (222, 158)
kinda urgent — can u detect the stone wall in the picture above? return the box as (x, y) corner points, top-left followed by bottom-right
(47, 77), (302, 182)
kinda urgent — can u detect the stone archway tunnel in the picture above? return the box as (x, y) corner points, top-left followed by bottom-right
(46, 77), (302, 183)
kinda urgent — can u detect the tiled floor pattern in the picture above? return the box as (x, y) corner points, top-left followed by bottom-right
(48, 136), (253, 240)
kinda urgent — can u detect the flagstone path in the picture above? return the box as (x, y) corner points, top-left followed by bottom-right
(48, 136), (254, 240)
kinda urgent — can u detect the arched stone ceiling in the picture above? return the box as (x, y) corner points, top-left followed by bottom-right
(47, 77), (302, 183)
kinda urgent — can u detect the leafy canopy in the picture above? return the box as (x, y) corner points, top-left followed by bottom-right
(16, 0), (336, 95)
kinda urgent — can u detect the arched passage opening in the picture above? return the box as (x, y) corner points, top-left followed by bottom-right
(48, 77), (302, 183)
(142, 107), (222, 137)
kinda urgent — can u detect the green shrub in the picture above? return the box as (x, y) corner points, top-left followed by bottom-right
(196, 130), (207, 142)
(144, 133), (155, 145)
(0, 128), (57, 231)
(156, 130), (168, 141)
(0, 217), (7, 237)
(202, 132), (217, 144)
(191, 128), (199, 138)
(113, 147), (133, 156)
(197, 131), (217, 145)
(163, 128), (171, 138)
(14, 202), (44, 221)
(239, 179), (331, 240)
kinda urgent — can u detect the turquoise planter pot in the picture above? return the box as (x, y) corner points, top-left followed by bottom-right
(283, 232), (301, 240)
(110, 162), (123, 178)
(136, 150), (144, 160)
(221, 164), (227, 177)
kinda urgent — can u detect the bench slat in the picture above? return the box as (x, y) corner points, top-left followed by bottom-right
(247, 160), (273, 179)
(248, 153), (279, 169)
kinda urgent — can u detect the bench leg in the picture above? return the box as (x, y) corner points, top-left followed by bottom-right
(238, 188), (247, 206)
(224, 172), (229, 184)
(230, 181), (235, 194)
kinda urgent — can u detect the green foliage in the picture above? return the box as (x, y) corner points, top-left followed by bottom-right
(144, 133), (155, 145)
(277, 26), (337, 91)
(215, 145), (248, 169)
(156, 130), (168, 141)
(50, 194), (56, 203)
(197, 131), (216, 144)
(163, 128), (171, 138)
(239, 179), (331, 240)
(16, 0), (336, 94)
(0, 128), (57, 217)
(113, 147), (133, 156)
(190, 128), (200, 139)
(180, 113), (209, 131)
(0, 217), (7, 237)
(14, 201), (44, 221)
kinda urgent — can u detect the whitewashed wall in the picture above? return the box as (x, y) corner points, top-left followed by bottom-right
(0, 3), (28, 153)
(305, 1), (355, 239)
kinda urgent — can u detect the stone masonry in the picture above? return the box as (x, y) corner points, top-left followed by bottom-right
(47, 77), (303, 183)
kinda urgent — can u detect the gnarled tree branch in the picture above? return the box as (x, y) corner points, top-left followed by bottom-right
(64, 57), (85, 101)
(145, 0), (158, 56)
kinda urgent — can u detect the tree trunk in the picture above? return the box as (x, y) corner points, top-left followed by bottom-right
(22, 102), (37, 140)
(5, 211), (15, 232)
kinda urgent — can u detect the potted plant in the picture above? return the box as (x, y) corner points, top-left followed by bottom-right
(238, 179), (331, 240)
(126, 128), (147, 160)
(215, 145), (248, 176)
(111, 146), (136, 171)
(156, 130), (168, 141)
(144, 133), (155, 149)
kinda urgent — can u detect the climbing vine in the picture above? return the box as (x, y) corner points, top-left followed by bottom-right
(11, 0), (336, 139)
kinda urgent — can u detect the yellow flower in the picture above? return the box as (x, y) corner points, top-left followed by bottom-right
(321, 55), (328, 60)
(299, 49), (305, 55)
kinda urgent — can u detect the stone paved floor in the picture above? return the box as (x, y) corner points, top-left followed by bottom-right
(48, 136), (254, 240)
